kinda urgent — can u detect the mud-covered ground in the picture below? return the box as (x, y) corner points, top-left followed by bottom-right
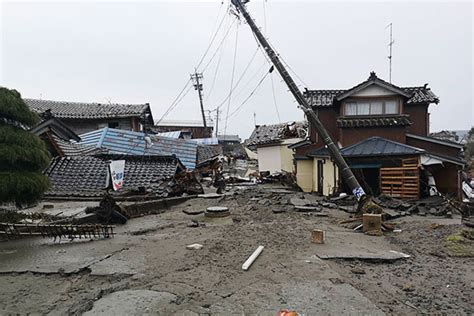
(0, 185), (472, 315)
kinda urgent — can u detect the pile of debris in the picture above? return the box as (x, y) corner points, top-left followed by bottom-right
(325, 193), (464, 219)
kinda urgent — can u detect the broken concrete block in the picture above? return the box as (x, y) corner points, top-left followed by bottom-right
(290, 197), (310, 207)
(311, 229), (325, 244)
(363, 214), (382, 234)
(339, 205), (356, 213)
(351, 267), (366, 274)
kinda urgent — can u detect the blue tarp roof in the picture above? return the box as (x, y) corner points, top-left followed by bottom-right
(79, 128), (198, 169)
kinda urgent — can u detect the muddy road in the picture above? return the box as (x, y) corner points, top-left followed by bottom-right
(0, 185), (472, 315)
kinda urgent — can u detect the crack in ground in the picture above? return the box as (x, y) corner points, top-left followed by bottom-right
(0, 247), (129, 277)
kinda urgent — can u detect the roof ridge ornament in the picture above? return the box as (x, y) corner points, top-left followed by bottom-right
(369, 71), (377, 80)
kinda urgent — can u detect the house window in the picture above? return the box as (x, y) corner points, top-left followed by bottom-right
(108, 122), (119, 128)
(344, 100), (399, 116)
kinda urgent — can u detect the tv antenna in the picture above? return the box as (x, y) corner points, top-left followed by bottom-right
(386, 23), (394, 83)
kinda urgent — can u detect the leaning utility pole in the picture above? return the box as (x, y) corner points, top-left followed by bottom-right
(191, 71), (207, 128)
(231, 0), (372, 206)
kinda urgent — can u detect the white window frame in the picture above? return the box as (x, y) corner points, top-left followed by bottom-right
(344, 99), (400, 116)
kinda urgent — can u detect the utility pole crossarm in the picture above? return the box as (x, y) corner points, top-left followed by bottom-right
(232, 0), (368, 202)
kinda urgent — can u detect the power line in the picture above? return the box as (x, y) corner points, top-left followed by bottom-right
(205, 18), (233, 102)
(227, 65), (274, 120)
(270, 73), (281, 122)
(224, 23), (240, 135)
(195, 3), (229, 71)
(201, 18), (236, 73)
(213, 47), (260, 111)
(157, 4), (230, 124)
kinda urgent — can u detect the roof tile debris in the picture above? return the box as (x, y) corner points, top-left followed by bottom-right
(246, 121), (307, 147)
(44, 155), (181, 198)
(337, 115), (412, 128)
(24, 98), (151, 120)
(197, 145), (223, 165)
(304, 72), (439, 108)
(78, 128), (198, 169)
(51, 134), (106, 157)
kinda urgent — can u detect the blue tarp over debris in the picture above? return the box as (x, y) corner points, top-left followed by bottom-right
(78, 128), (198, 169)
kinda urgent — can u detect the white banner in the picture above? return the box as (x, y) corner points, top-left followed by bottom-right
(109, 160), (125, 191)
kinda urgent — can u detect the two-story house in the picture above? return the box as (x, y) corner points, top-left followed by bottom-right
(24, 98), (154, 135)
(292, 72), (464, 199)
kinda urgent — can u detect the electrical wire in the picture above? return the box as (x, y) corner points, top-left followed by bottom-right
(224, 23), (240, 135)
(195, 3), (229, 71)
(204, 18), (234, 102)
(262, 0), (281, 123)
(212, 47), (260, 111)
(157, 4), (230, 124)
(227, 65), (274, 119)
(270, 73), (281, 123)
(201, 18), (236, 73)
(155, 79), (192, 125)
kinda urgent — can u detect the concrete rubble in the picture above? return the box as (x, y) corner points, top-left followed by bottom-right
(0, 159), (472, 315)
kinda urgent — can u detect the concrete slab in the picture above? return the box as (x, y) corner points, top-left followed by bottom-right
(313, 231), (410, 261)
(281, 280), (385, 315)
(0, 237), (124, 274)
(83, 290), (177, 316)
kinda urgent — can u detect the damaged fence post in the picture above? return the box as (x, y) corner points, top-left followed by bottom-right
(242, 245), (264, 271)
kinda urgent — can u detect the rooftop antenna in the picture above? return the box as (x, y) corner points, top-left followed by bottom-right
(386, 22), (394, 83)
(253, 112), (256, 126)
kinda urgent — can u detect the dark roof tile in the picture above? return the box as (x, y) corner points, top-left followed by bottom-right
(246, 121), (307, 147)
(44, 155), (180, 198)
(24, 98), (151, 120)
(337, 115), (412, 128)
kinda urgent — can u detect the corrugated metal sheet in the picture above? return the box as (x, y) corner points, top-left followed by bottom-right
(192, 137), (219, 145)
(157, 131), (182, 138)
(78, 128), (198, 169)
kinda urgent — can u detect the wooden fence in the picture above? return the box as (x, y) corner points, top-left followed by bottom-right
(380, 158), (419, 199)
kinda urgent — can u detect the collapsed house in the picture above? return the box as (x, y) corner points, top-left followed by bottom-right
(24, 98), (154, 134)
(291, 72), (465, 199)
(246, 121), (307, 174)
(78, 127), (198, 169)
(44, 155), (185, 198)
(29, 111), (103, 157)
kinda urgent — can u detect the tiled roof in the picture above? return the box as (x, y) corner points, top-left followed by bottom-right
(307, 137), (424, 158)
(24, 98), (151, 120)
(342, 137), (424, 157)
(304, 72), (439, 107)
(217, 135), (241, 142)
(78, 128), (198, 169)
(29, 115), (80, 142)
(51, 134), (106, 157)
(403, 87), (440, 104)
(197, 145), (223, 165)
(337, 115), (412, 128)
(44, 155), (180, 198)
(246, 121), (307, 147)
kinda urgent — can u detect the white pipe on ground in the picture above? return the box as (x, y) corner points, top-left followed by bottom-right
(242, 245), (264, 271)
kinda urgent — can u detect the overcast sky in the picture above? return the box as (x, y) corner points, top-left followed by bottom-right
(1, 1), (472, 139)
